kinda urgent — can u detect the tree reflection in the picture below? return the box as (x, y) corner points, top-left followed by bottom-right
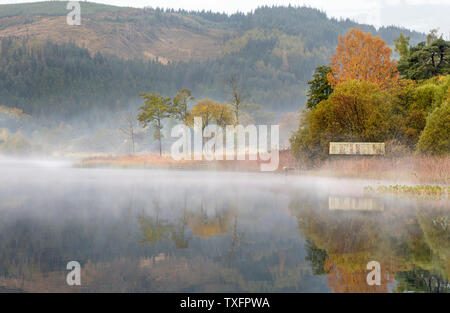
(169, 194), (191, 249)
(290, 193), (450, 293)
(395, 268), (449, 293)
(185, 202), (233, 239)
(137, 214), (171, 246)
(305, 239), (328, 275)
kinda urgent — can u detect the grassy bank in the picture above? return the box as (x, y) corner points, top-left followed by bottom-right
(78, 150), (295, 172)
(79, 154), (263, 171)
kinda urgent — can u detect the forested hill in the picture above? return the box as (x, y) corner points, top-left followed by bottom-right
(0, 2), (426, 120)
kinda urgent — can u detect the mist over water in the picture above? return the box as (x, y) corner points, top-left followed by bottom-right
(0, 160), (448, 292)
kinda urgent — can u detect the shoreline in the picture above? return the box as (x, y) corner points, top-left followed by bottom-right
(77, 153), (450, 185)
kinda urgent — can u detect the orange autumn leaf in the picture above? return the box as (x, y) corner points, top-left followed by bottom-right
(327, 28), (399, 90)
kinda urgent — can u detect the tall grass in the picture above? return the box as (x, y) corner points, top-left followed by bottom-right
(316, 156), (450, 184)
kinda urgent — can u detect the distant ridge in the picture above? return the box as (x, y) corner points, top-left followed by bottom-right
(0, 1), (425, 62)
(0, 1), (128, 18)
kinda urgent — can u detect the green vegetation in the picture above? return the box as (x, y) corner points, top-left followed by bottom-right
(0, 38), (184, 120)
(306, 66), (333, 109)
(291, 29), (450, 163)
(292, 80), (396, 160)
(138, 92), (173, 156)
(364, 185), (449, 199)
(397, 36), (450, 80)
(417, 99), (450, 155)
(2, 3), (447, 159)
(172, 89), (194, 124)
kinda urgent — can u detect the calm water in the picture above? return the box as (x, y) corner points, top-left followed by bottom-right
(0, 161), (448, 293)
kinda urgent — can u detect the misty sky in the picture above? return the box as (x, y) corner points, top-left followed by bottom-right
(0, 0), (449, 36)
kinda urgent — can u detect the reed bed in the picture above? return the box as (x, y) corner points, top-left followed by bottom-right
(315, 156), (450, 184)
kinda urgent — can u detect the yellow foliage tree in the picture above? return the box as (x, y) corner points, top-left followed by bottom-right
(187, 99), (234, 130)
(327, 28), (399, 89)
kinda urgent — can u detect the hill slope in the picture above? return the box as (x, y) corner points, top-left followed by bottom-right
(0, 2), (427, 116)
(0, 2), (425, 62)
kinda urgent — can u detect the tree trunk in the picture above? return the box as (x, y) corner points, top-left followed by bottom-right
(131, 130), (135, 155)
(156, 117), (162, 157)
(130, 121), (135, 155)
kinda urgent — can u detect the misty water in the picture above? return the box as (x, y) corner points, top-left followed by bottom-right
(0, 160), (448, 293)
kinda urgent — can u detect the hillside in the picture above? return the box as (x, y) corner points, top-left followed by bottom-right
(0, 2), (425, 62)
(0, 2), (427, 117)
(0, 2), (230, 62)
(0, 1), (126, 17)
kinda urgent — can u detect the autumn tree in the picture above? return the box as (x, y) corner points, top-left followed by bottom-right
(137, 214), (172, 246)
(185, 209), (232, 239)
(291, 80), (399, 159)
(325, 262), (392, 293)
(327, 28), (399, 89)
(188, 99), (215, 131)
(188, 99), (234, 131)
(214, 102), (235, 128)
(138, 92), (172, 156)
(226, 74), (246, 125)
(172, 88), (194, 124)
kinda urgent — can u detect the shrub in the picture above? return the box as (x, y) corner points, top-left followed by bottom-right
(417, 99), (450, 155)
(290, 80), (400, 160)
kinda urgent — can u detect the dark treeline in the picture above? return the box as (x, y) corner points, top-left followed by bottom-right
(0, 37), (309, 120)
(0, 38), (201, 120)
(152, 6), (424, 44)
(157, 6), (425, 46)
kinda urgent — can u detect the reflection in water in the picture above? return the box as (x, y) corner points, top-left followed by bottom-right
(291, 193), (449, 293)
(328, 196), (384, 211)
(0, 166), (448, 292)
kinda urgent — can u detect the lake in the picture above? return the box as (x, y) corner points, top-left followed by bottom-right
(0, 160), (448, 292)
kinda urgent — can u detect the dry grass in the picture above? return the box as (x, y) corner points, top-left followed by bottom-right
(80, 153), (262, 171)
(80, 152), (449, 184)
(314, 156), (450, 184)
(79, 150), (296, 172)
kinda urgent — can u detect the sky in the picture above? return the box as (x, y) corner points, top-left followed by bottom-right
(1, 0), (449, 36)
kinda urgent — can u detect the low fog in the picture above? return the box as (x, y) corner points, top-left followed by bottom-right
(0, 98), (298, 160)
(0, 163), (447, 292)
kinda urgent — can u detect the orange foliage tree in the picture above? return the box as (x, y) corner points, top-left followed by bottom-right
(327, 28), (399, 89)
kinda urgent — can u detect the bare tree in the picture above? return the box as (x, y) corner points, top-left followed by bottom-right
(119, 112), (136, 155)
(225, 74), (247, 125)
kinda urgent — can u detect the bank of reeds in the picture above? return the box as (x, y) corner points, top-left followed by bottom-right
(314, 156), (449, 184)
